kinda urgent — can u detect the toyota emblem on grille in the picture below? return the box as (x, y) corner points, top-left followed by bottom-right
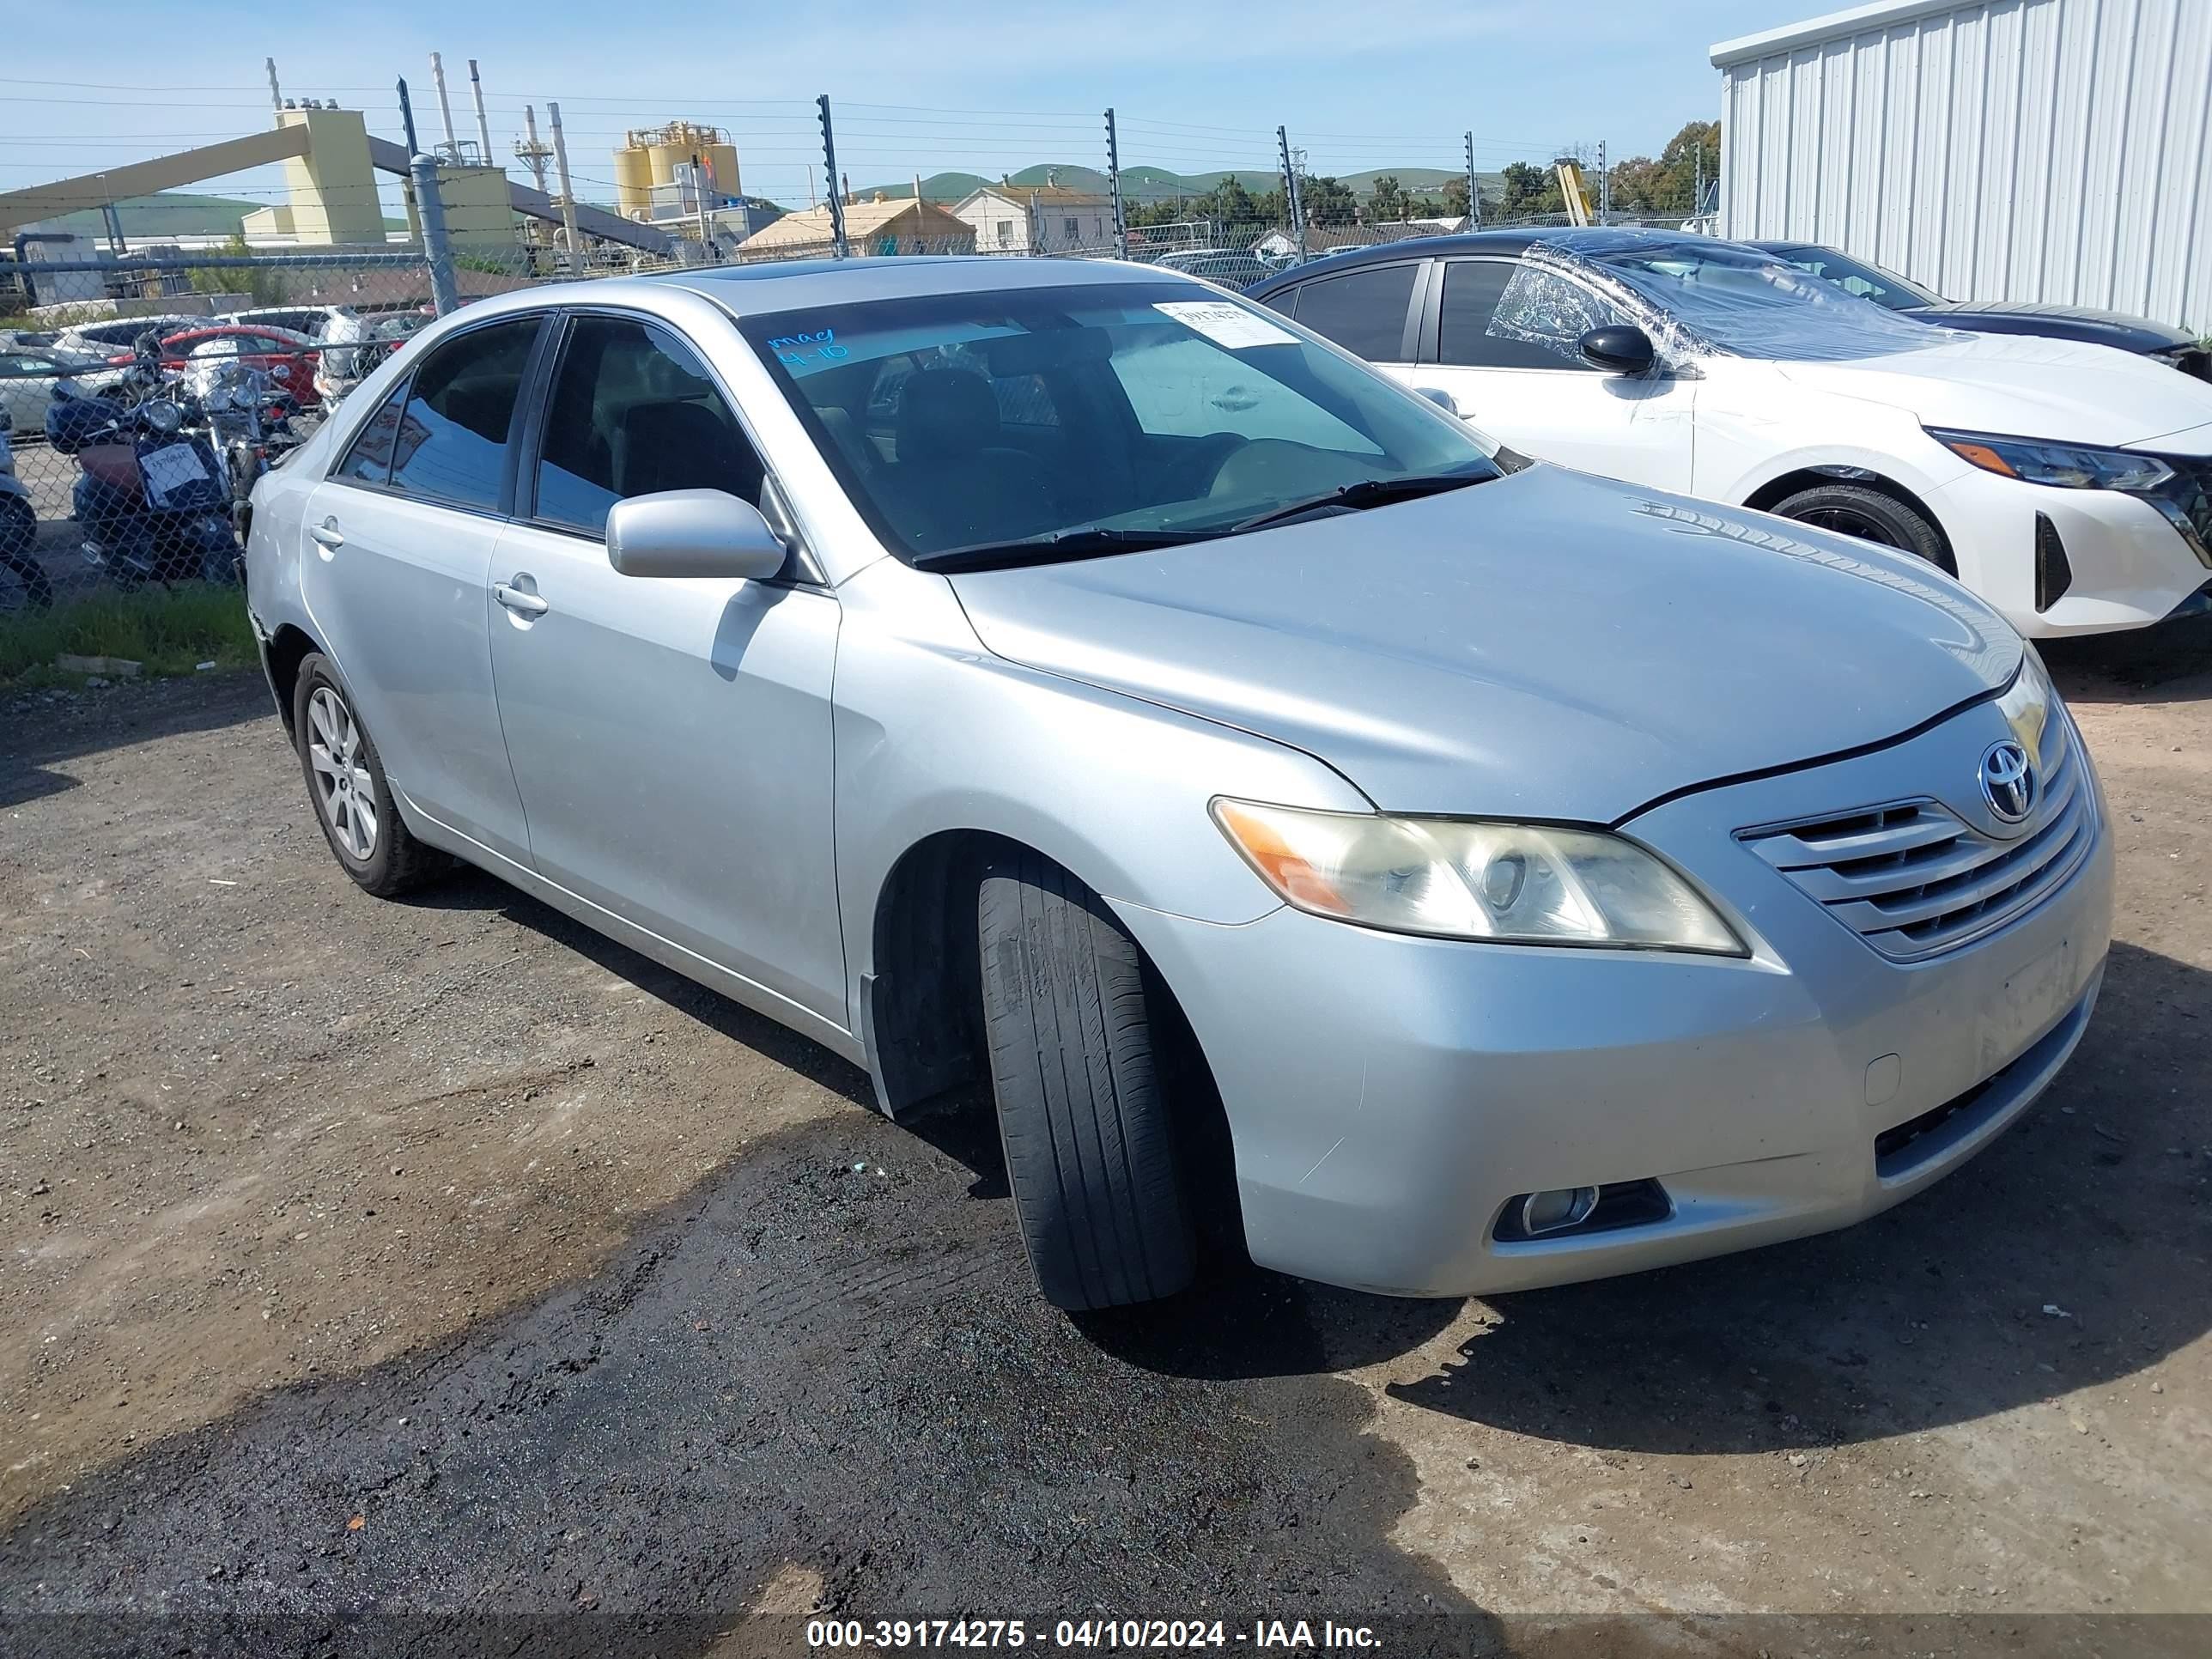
(1979, 740), (2036, 823)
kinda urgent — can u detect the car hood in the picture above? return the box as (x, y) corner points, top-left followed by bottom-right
(1777, 330), (2212, 447)
(1904, 300), (2197, 354)
(947, 467), (2021, 823)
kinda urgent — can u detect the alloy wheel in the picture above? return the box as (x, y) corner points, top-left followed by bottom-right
(1795, 505), (1904, 548)
(307, 684), (378, 860)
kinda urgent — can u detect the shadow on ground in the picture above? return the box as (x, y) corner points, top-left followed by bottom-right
(2042, 611), (2212, 705)
(0, 668), (270, 810)
(1385, 939), (2209, 1451)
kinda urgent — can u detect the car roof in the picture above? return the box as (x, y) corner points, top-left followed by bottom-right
(164, 324), (312, 342)
(641, 253), (1200, 316)
(1244, 226), (1731, 297)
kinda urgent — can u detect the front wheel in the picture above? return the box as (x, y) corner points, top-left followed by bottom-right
(1771, 482), (1955, 574)
(976, 853), (1196, 1310)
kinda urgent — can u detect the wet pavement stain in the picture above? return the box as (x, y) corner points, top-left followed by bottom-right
(0, 1108), (1492, 1657)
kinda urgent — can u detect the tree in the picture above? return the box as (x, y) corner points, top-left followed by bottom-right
(1366, 173), (1409, 224)
(189, 233), (286, 307)
(1601, 119), (1722, 217)
(1495, 161), (1561, 218)
(1302, 174), (1357, 226)
(1442, 175), (1470, 219)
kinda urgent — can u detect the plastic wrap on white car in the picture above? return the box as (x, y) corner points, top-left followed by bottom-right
(1490, 235), (1955, 367)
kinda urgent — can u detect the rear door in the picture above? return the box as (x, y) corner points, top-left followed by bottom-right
(1269, 259), (1424, 375)
(295, 313), (545, 865)
(1410, 255), (1696, 490)
(486, 309), (846, 1024)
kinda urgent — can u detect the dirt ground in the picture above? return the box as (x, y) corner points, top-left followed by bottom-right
(1, 619), (2209, 1654)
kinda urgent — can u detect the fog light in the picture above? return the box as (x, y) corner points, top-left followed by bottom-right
(1521, 1186), (1601, 1237)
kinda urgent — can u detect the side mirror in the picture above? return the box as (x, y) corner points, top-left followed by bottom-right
(605, 489), (787, 581)
(1577, 325), (1656, 375)
(1413, 385), (1463, 417)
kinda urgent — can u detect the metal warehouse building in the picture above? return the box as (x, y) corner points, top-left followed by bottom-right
(1711, 0), (2212, 331)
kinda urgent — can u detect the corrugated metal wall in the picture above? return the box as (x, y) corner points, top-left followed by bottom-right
(1717, 0), (2212, 331)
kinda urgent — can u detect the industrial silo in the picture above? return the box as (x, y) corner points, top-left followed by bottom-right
(616, 123), (740, 220)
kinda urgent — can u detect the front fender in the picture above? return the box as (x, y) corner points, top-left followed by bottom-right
(830, 559), (1368, 1016)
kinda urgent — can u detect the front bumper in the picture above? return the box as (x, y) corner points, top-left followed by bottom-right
(1115, 701), (2113, 1298)
(1934, 445), (2212, 637)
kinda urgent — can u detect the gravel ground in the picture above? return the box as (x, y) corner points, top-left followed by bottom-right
(1, 621), (2208, 1656)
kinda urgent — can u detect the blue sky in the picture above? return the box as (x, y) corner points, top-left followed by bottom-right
(3, 0), (1802, 215)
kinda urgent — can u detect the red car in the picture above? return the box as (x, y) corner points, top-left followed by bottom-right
(112, 325), (323, 406)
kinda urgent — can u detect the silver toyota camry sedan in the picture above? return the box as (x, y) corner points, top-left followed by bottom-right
(241, 257), (2112, 1310)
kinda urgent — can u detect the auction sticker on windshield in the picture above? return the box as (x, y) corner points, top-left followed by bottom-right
(1153, 301), (1297, 350)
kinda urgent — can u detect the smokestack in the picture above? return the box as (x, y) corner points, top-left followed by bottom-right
(265, 58), (283, 118)
(468, 58), (494, 169)
(429, 52), (459, 163)
(842, 171), (851, 205)
(522, 104), (549, 193)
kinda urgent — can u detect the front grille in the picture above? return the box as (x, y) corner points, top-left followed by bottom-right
(1740, 717), (2095, 962)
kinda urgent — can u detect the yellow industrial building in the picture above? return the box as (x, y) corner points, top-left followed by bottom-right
(613, 123), (742, 219)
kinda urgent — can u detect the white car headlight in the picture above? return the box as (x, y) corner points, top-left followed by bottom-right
(1211, 799), (1745, 954)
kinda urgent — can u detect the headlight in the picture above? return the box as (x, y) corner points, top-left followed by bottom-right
(1210, 799), (1744, 954)
(143, 398), (184, 436)
(1929, 428), (2172, 492)
(1996, 645), (2057, 772)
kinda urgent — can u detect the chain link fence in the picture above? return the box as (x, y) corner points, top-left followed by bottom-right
(0, 198), (1689, 612)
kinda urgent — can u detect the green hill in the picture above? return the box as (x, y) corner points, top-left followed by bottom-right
(38, 191), (410, 239)
(860, 163), (1498, 209)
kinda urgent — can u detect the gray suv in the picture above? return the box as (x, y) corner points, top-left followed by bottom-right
(243, 257), (2111, 1310)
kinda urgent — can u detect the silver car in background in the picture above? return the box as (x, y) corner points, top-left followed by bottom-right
(242, 258), (2111, 1310)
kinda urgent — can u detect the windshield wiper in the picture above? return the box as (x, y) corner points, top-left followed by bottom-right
(912, 526), (1218, 574)
(1229, 470), (1493, 533)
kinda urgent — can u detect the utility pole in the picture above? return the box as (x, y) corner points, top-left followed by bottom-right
(429, 52), (459, 165)
(519, 105), (550, 195)
(1597, 138), (1610, 222)
(818, 95), (848, 258)
(1104, 107), (1127, 260)
(1693, 142), (1705, 221)
(396, 77), (420, 160)
(468, 59), (495, 171)
(1277, 125), (1305, 262)
(547, 100), (581, 275)
(410, 153), (459, 316)
(1464, 131), (1481, 229)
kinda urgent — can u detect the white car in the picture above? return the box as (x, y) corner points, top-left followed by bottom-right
(0, 343), (119, 433)
(1251, 229), (2212, 637)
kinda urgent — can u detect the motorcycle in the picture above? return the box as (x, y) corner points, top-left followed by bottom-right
(0, 404), (53, 613)
(186, 354), (301, 511)
(44, 383), (239, 588)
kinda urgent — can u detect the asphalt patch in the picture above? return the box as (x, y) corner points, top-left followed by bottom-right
(0, 1107), (1492, 1657)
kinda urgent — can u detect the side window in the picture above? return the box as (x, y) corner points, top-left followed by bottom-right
(1437, 260), (1595, 370)
(386, 317), (543, 512)
(333, 376), (411, 486)
(1290, 264), (1418, 362)
(532, 314), (763, 537)
(1477, 259), (1633, 368)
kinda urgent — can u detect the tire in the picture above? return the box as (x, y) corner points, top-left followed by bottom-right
(977, 853), (1196, 1310)
(1771, 482), (1955, 574)
(292, 653), (445, 898)
(0, 498), (49, 613)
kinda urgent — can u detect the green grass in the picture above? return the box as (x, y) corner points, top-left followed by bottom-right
(0, 582), (257, 689)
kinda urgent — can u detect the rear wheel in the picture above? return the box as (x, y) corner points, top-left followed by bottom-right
(1771, 483), (1955, 574)
(977, 852), (1197, 1310)
(293, 653), (445, 897)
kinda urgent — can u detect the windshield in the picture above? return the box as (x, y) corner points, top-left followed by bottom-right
(1509, 236), (1948, 363)
(1766, 246), (1942, 310)
(741, 279), (1498, 563)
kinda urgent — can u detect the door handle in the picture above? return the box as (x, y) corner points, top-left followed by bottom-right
(495, 580), (550, 617)
(308, 517), (343, 549)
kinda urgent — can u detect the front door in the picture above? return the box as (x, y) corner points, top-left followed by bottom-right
(1407, 257), (1697, 492)
(296, 315), (545, 865)
(485, 312), (847, 1025)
